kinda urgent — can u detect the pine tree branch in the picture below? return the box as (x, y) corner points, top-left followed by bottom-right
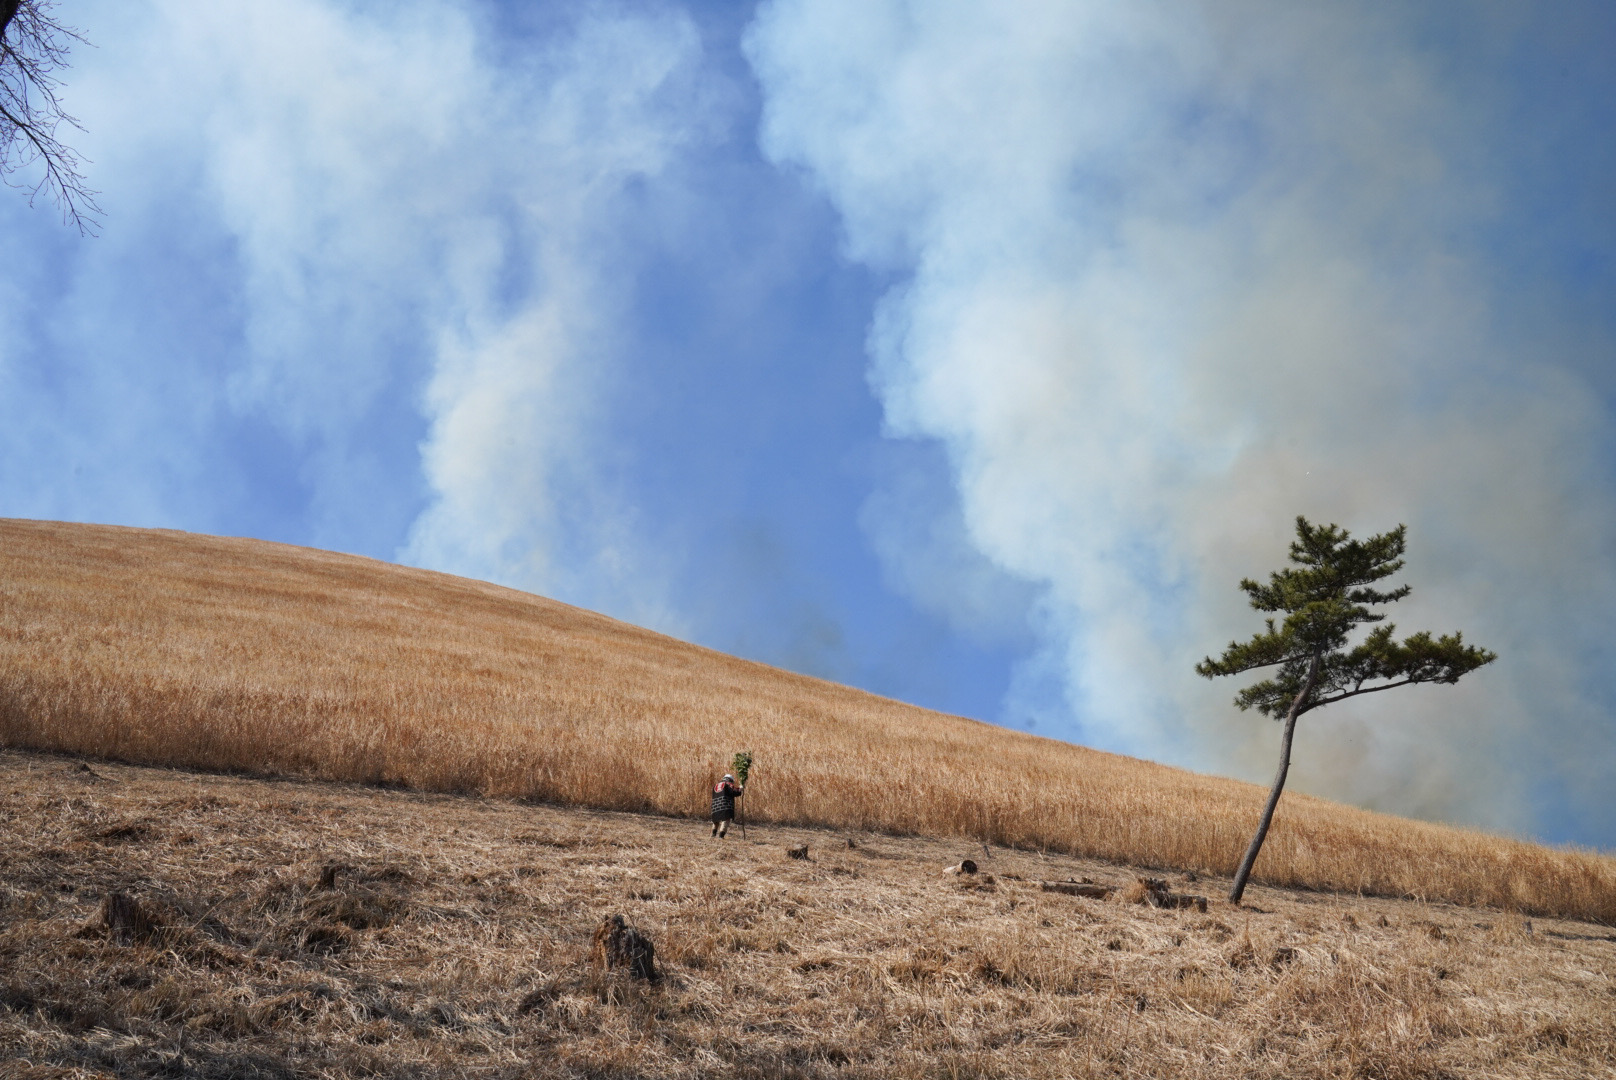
(1299, 677), (1423, 713)
(1198, 650), (1314, 677)
(1201, 518), (1494, 717)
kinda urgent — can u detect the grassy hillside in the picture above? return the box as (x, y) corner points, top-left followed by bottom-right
(5, 750), (1614, 1080)
(1, 518), (1612, 923)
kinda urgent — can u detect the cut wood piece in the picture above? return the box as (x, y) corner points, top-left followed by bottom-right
(1039, 880), (1112, 899)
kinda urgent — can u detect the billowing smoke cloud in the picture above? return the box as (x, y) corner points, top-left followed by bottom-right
(747, 1), (1616, 841)
(391, 11), (712, 632)
(2, 0), (711, 630)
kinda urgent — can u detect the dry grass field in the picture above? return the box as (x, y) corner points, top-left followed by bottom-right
(3, 749), (1614, 1080)
(1, 518), (1614, 926)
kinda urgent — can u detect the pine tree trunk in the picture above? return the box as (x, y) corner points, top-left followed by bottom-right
(1228, 652), (1321, 905)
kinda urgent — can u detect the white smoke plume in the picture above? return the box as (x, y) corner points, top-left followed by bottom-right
(50, 0), (711, 630)
(395, 10), (712, 633)
(747, 0), (1616, 840)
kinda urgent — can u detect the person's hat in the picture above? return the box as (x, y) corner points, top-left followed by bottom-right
(723, 774), (734, 781)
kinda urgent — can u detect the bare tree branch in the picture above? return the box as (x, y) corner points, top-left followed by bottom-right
(0, 0), (98, 234)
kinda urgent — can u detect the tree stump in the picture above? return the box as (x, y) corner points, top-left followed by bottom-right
(589, 914), (658, 981)
(100, 892), (158, 945)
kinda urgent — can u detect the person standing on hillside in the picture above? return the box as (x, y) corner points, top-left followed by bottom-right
(710, 774), (744, 838)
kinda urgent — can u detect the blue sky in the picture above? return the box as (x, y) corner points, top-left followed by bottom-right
(3, 0), (1613, 848)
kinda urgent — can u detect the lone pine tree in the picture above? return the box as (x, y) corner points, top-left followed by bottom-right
(1198, 517), (1496, 904)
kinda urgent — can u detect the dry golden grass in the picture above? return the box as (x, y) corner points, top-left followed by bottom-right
(3, 750), (1613, 1080)
(2, 518), (1613, 924)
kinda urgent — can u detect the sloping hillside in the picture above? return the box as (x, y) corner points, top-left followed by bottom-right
(1, 518), (1612, 921)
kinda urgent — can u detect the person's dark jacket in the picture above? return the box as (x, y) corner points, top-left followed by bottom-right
(710, 781), (742, 822)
